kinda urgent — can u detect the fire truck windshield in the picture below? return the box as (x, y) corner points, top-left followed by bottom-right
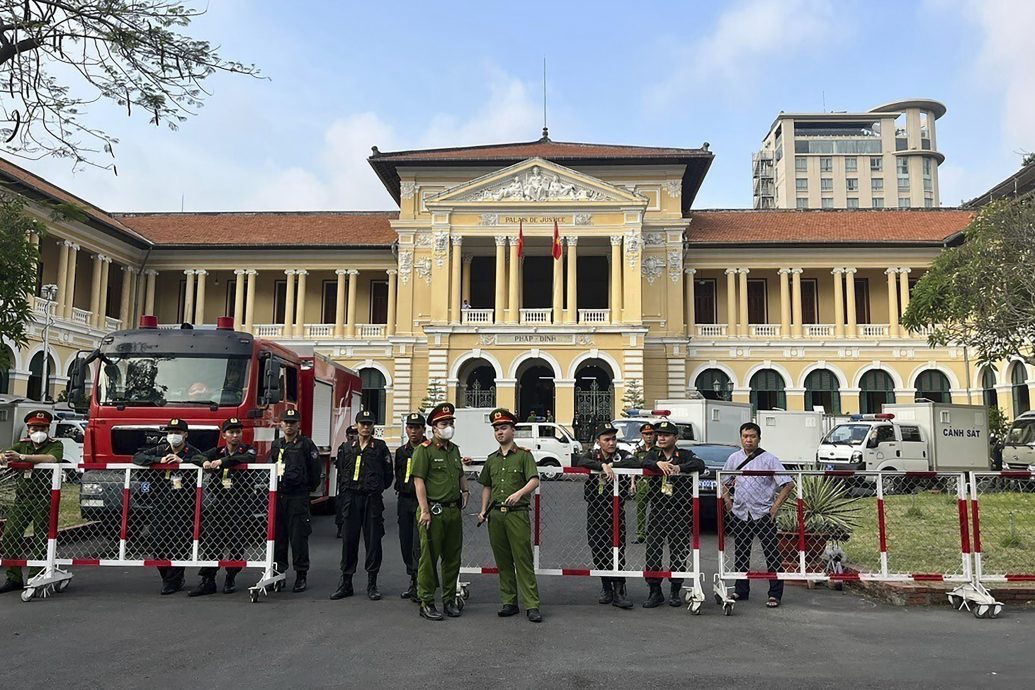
(97, 355), (250, 407)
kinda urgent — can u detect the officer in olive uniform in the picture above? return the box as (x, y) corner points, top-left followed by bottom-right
(477, 408), (542, 623)
(641, 420), (705, 608)
(189, 417), (258, 597)
(394, 412), (427, 601)
(132, 418), (206, 595)
(576, 422), (641, 609)
(331, 410), (393, 601)
(633, 422), (656, 543)
(0, 410), (64, 595)
(268, 409), (322, 593)
(412, 402), (470, 621)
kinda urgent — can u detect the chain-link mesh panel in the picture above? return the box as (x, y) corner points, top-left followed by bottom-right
(717, 470), (804, 580)
(57, 468), (127, 562)
(972, 472), (1035, 581)
(198, 467), (271, 565)
(0, 465), (57, 567)
(124, 467), (198, 562)
(458, 472), (496, 572)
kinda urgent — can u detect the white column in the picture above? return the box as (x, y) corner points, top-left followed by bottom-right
(494, 236), (507, 324)
(293, 269), (308, 337)
(334, 269), (348, 337)
(507, 237), (520, 324)
(282, 269), (296, 332)
(461, 256), (472, 305)
(791, 268), (803, 338)
(63, 243), (80, 319)
(898, 267), (911, 314)
(233, 269), (247, 327)
(725, 268), (737, 335)
(886, 268), (899, 338)
(119, 265), (134, 326)
(610, 235), (623, 323)
(182, 269), (196, 324)
(144, 269), (157, 315)
(845, 268), (857, 338)
(55, 240), (70, 315)
(89, 254), (104, 325)
(552, 245), (563, 325)
(346, 269), (359, 337)
(832, 267), (845, 338)
(97, 256), (111, 326)
(450, 234), (462, 322)
(386, 269), (398, 336)
(193, 269), (207, 325)
(684, 268), (696, 334)
(244, 270), (257, 331)
(565, 236), (578, 324)
(778, 268), (791, 336)
(738, 268), (749, 337)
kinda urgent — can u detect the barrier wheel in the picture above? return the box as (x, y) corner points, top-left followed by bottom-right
(56, 580), (70, 594)
(991, 604), (1003, 619)
(690, 601), (703, 616)
(249, 590), (259, 604)
(722, 602), (734, 616)
(460, 585), (470, 601)
(947, 594), (963, 609)
(713, 594), (723, 606)
(455, 595), (465, 611)
(973, 604), (989, 619)
(682, 590), (693, 605)
(20, 587), (35, 603)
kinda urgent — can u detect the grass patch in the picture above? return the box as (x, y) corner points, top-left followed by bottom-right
(0, 480), (89, 537)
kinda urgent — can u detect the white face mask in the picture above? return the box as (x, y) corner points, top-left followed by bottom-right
(166, 433), (185, 447)
(435, 425), (455, 441)
(29, 431), (48, 444)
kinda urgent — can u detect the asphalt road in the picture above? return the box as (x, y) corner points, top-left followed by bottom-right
(2, 489), (1031, 689)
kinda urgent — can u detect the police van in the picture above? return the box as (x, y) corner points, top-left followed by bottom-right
(433, 407), (583, 467)
(1002, 410), (1035, 471)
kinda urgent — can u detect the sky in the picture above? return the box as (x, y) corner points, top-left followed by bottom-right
(10, 0), (1035, 212)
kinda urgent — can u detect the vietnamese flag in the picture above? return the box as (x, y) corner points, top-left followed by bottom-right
(552, 220), (562, 260)
(517, 221), (525, 257)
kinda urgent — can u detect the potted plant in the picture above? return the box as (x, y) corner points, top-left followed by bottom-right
(774, 475), (863, 571)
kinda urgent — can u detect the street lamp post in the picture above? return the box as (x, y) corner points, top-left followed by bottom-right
(40, 283), (58, 402)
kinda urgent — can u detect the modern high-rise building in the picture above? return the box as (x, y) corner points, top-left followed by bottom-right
(753, 99), (945, 210)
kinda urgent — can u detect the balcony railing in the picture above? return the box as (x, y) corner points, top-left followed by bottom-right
(461, 309), (493, 325)
(33, 296), (54, 316)
(104, 316), (122, 331)
(578, 309), (609, 324)
(803, 324), (835, 338)
(305, 324), (334, 338)
(355, 324), (386, 338)
(750, 324), (780, 338)
(695, 324), (727, 337)
(253, 324), (285, 337)
(519, 309), (552, 325)
(858, 324), (889, 338)
(71, 308), (92, 325)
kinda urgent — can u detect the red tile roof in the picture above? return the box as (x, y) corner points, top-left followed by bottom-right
(687, 209), (975, 246)
(116, 211), (398, 247)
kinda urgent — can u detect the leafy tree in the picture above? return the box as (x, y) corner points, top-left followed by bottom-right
(0, 1), (261, 168)
(419, 378), (446, 412)
(902, 198), (1035, 365)
(0, 198), (44, 370)
(622, 378), (645, 412)
(986, 405), (1009, 442)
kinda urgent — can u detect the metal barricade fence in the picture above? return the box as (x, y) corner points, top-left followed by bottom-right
(0, 462), (283, 602)
(0, 463), (63, 602)
(458, 466), (705, 613)
(714, 469), (972, 615)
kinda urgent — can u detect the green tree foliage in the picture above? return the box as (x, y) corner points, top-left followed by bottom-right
(0, 198), (44, 369)
(902, 198), (1035, 365)
(0, 1), (261, 168)
(419, 378), (446, 412)
(622, 378), (645, 411)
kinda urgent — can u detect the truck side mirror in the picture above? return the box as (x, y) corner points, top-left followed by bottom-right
(262, 358), (282, 405)
(67, 356), (90, 413)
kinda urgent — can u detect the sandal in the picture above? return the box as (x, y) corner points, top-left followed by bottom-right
(766, 597), (780, 608)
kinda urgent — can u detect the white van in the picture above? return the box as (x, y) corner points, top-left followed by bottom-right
(1002, 411), (1035, 470)
(428, 407), (583, 467)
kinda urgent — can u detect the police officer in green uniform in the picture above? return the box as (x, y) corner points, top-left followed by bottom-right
(132, 418), (206, 595)
(189, 417), (258, 597)
(412, 402), (470, 621)
(331, 409), (393, 601)
(267, 408), (322, 593)
(0, 410), (64, 595)
(476, 408), (542, 623)
(394, 412), (426, 601)
(576, 422), (641, 609)
(641, 420), (705, 608)
(633, 422), (656, 543)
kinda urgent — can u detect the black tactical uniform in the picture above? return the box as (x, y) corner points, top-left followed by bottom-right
(394, 412), (426, 601)
(268, 410), (322, 588)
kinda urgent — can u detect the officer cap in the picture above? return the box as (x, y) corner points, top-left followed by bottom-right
(163, 418), (189, 432)
(595, 421), (619, 438)
(639, 422), (655, 433)
(24, 409), (53, 426)
(427, 402), (456, 426)
(489, 408), (517, 427)
(221, 417), (243, 432)
(405, 412), (426, 427)
(654, 420), (678, 436)
(280, 409), (301, 423)
(356, 409), (375, 425)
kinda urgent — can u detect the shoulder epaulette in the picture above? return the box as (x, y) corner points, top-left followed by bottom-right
(420, 439), (433, 447)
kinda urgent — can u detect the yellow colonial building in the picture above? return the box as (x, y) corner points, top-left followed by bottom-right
(2, 136), (1026, 445)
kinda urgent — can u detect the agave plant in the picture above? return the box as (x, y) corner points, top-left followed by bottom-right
(775, 475), (863, 539)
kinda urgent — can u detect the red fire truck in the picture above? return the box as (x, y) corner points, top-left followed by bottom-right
(67, 316), (360, 519)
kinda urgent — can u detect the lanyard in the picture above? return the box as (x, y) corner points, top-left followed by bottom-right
(277, 448), (285, 477)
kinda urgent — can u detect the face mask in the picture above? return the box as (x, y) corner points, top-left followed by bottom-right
(166, 433), (185, 447)
(435, 425), (455, 441)
(30, 431), (48, 444)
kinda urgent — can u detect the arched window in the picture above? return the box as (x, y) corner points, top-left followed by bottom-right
(859, 369), (896, 415)
(980, 366), (997, 411)
(0, 346), (13, 395)
(749, 369), (786, 412)
(27, 351), (56, 402)
(1011, 362), (1030, 415)
(359, 368), (387, 425)
(695, 368), (733, 401)
(914, 370), (951, 403)
(804, 369), (841, 415)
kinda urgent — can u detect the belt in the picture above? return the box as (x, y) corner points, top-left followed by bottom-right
(491, 503), (529, 513)
(429, 500), (462, 515)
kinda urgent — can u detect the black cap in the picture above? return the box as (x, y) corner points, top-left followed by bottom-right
(654, 420), (678, 436)
(356, 410), (375, 424)
(163, 418), (189, 432)
(639, 422), (655, 433)
(280, 409), (301, 423)
(405, 412), (426, 427)
(222, 417), (243, 432)
(489, 408), (518, 427)
(427, 402), (456, 426)
(595, 422), (619, 438)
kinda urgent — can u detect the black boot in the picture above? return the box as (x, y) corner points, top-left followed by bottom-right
(367, 574), (382, 601)
(188, 576), (217, 598)
(330, 575), (354, 600)
(597, 578), (614, 605)
(668, 582), (683, 607)
(420, 602), (443, 621)
(223, 572), (237, 594)
(444, 600), (462, 618)
(642, 582), (665, 608)
(612, 581), (634, 609)
(401, 576), (417, 601)
(292, 572), (307, 593)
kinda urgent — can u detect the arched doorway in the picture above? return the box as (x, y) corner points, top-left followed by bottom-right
(860, 369), (896, 415)
(359, 368), (387, 424)
(573, 359), (614, 444)
(0, 346), (13, 395)
(749, 369), (786, 412)
(804, 369), (841, 414)
(457, 358), (496, 408)
(695, 368), (733, 401)
(980, 366), (998, 410)
(1011, 362), (1029, 415)
(516, 358), (555, 423)
(27, 350), (56, 402)
(914, 370), (951, 403)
